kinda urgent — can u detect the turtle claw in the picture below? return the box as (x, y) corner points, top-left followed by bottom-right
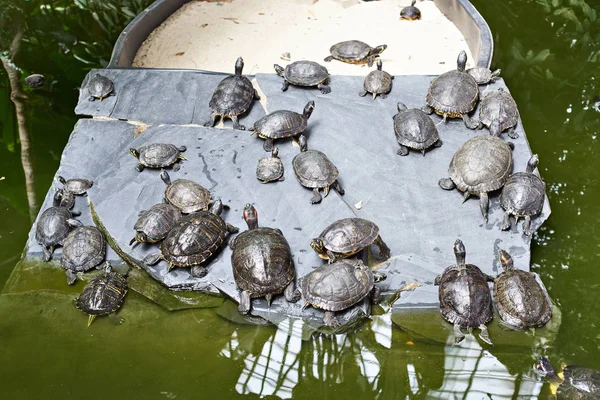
(397, 146), (409, 156)
(310, 189), (322, 204)
(323, 311), (340, 328)
(359, 90), (368, 97)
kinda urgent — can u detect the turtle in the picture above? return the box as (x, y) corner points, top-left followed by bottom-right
(204, 57), (259, 130)
(24, 74), (46, 89)
(535, 357), (600, 399)
(359, 59), (394, 100)
(324, 40), (387, 67)
(161, 170), (213, 214)
(75, 263), (128, 327)
(129, 203), (183, 246)
(300, 259), (387, 327)
(231, 204), (300, 314)
(500, 154), (546, 235)
(87, 74), (115, 101)
(310, 217), (390, 263)
(274, 61), (331, 94)
(438, 131), (514, 222)
(61, 226), (107, 285)
(256, 147), (285, 183)
(250, 101), (314, 152)
(434, 239), (494, 345)
(58, 176), (93, 195)
(476, 88), (520, 139)
(144, 199), (238, 277)
(400, 0), (421, 20)
(493, 249), (552, 330)
(292, 135), (344, 204)
(393, 102), (442, 156)
(129, 143), (187, 172)
(423, 50), (480, 129)
(466, 67), (501, 85)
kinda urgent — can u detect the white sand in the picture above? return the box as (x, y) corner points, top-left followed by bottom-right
(132, 0), (474, 75)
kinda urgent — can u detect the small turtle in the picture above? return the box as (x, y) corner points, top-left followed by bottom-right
(250, 101), (314, 152)
(476, 88), (520, 139)
(75, 263), (128, 327)
(467, 67), (501, 85)
(359, 59), (393, 100)
(61, 226), (107, 285)
(494, 249), (552, 330)
(393, 102), (442, 156)
(400, 0), (421, 20)
(500, 154), (546, 235)
(301, 259), (386, 327)
(535, 357), (600, 399)
(324, 40), (387, 67)
(161, 170), (213, 214)
(204, 57), (259, 130)
(129, 203), (183, 245)
(423, 50), (479, 129)
(310, 217), (390, 262)
(129, 143), (187, 172)
(292, 136), (344, 204)
(87, 74), (115, 101)
(274, 61), (331, 94)
(256, 148), (285, 183)
(144, 199), (238, 277)
(438, 131), (514, 222)
(24, 74), (46, 89)
(36, 190), (82, 261)
(435, 239), (494, 345)
(231, 204), (300, 314)
(58, 176), (93, 195)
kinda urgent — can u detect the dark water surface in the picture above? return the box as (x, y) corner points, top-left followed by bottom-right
(1, 0), (599, 398)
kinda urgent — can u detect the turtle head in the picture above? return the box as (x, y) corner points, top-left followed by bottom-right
(373, 271), (387, 283)
(310, 238), (327, 257)
(58, 175), (67, 185)
(397, 102), (408, 112)
(411, 0), (417, 6)
(243, 203), (259, 230)
(453, 239), (466, 266)
(53, 188), (64, 207)
(129, 148), (140, 159)
(235, 57), (244, 76)
(526, 154), (540, 174)
(298, 134), (308, 152)
(303, 101), (315, 120)
(498, 249), (514, 271)
(535, 357), (562, 383)
(457, 50), (468, 72)
(489, 120), (502, 137)
(370, 44), (387, 57)
(274, 64), (285, 77)
(376, 59), (383, 71)
(160, 169), (172, 186)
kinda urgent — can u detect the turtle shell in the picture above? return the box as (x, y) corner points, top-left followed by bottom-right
(164, 178), (212, 214)
(209, 74), (255, 117)
(364, 70), (393, 95)
(448, 134), (513, 193)
(256, 154), (284, 182)
(24, 74), (46, 89)
(467, 67), (495, 85)
(500, 172), (545, 217)
(285, 61), (328, 87)
(292, 149), (339, 189)
(61, 226), (106, 273)
(557, 365), (600, 399)
(61, 177), (93, 195)
(136, 143), (184, 168)
(317, 218), (379, 256)
(301, 259), (374, 311)
(400, 5), (421, 20)
(232, 227), (294, 297)
(393, 108), (440, 150)
(35, 206), (75, 251)
(426, 70), (478, 116)
(133, 203), (182, 243)
(75, 268), (128, 316)
(87, 74), (114, 100)
(479, 89), (519, 133)
(252, 110), (307, 140)
(330, 40), (373, 63)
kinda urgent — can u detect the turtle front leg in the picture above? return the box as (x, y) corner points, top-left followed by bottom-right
(143, 252), (162, 266)
(263, 138), (274, 152)
(359, 90), (368, 97)
(226, 223), (239, 234)
(204, 111), (217, 128)
(373, 235), (391, 260)
(370, 285), (382, 305)
(281, 80), (290, 92)
(332, 180), (344, 195)
(507, 126), (519, 139)
(190, 265), (208, 278)
(478, 324), (493, 345)
(367, 56), (374, 67)
(438, 178), (456, 190)
(434, 139), (443, 148)
(500, 211), (512, 231)
(323, 185), (330, 198)
(66, 270), (77, 285)
(136, 163), (145, 172)
(462, 113), (479, 130)
(231, 115), (246, 131)
(522, 216), (533, 236)
(317, 82), (331, 94)
(172, 163), (181, 172)
(397, 145), (409, 156)
(453, 324), (466, 345)
(323, 311), (340, 328)
(310, 188), (323, 204)
(284, 280), (301, 303)
(239, 290), (252, 314)
(479, 192), (489, 222)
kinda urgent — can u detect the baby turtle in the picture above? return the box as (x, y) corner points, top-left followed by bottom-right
(274, 61), (331, 94)
(500, 154), (546, 235)
(231, 204), (300, 314)
(423, 50), (479, 128)
(292, 136), (344, 204)
(494, 249), (552, 330)
(161, 170), (212, 214)
(301, 259), (386, 327)
(250, 101), (314, 152)
(324, 40), (387, 67)
(400, 0), (421, 20)
(24, 74), (46, 89)
(130, 143), (187, 172)
(87, 74), (114, 101)
(435, 239), (494, 345)
(256, 148), (285, 183)
(61, 226), (107, 285)
(439, 132), (514, 222)
(310, 217), (390, 263)
(130, 203), (183, 246)
(359, 59), (393, 100)
(204, 57), (259, 130)
(36, 190), (82, 261)
(144, 200), (238, 277)
(75, 263), (128, 327)
(467, 67), (501, 85)
(59, 176), (93, 195)
(393, 102), (442, 156)
(476, 88), (520, 139)
(535, 357), (600, 399)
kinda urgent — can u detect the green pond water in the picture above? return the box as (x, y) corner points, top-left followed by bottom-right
(1, 0), (599, 398)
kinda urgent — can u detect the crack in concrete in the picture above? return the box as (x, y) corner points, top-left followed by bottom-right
(198, 152), (219, 190)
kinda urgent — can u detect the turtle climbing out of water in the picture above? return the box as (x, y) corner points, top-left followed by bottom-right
(256, 148), (285, 183)
(535, 357), (600, 399)
(36, 190), (82, 261)
(400, 0), (421, 20)
(250, 101), (314, 152)
(466, 67), (501, 85)
(359, 59), (393, 100)
(129, 143), (187, 172)
(393, 102), (442, 156)
(274, 61), (331, 94)
(324, 40), (387, 67)
(87, 74), (115, 101)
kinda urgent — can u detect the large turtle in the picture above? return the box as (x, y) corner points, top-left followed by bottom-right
(301, 259), (386, 327)
(274, 61), (331, 94)
(476, 88), (520, 139)
(144, 200), (238, 277)
(310, 217), (390, 263)
(161, 170), (213, 214)
(467, 67), (501, 85)
(130, 203), (183, 245)
(400, 0), (421, 20)
(231, 204), (300, 314)
(250, 101), (314, 152)
(204, 57), (259, 130)
(36, 190), (82, 261)
(435, 239), (494, 345)
(61, 226), (107, 285)
(359, 59), (393, 100)
(292, 135), (344, 204)
(535, 357), (600, 399)
(500, 154), (546, 235)
(423, 50), (479, 129)
(493, 249), (552, 330)
(324, 40), (387, 67)
(393, 102), (442, 156)
(438, 131), (514, 222)
(256, 148), (285, 183)
(129, 143), (187, 172)
(87, 74), (114, 101)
